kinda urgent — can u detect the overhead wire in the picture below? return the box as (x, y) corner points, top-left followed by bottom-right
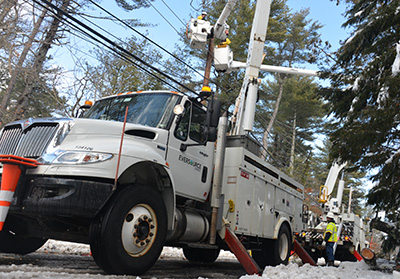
(34, 0), (198, 95)
(86, 0), (206, 82)
(159, 0), (187, 27)
(144, 0), (182, 35)
(73, 8), (197, 87)
(253, 115), (317, 177)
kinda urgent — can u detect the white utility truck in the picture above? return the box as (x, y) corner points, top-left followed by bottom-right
(0, 90), (306, 274)
(296, 162), (368, 262)
(0, 0), (309, 275)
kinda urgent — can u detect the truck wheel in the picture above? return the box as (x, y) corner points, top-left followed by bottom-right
(0, 229), (47, 254)
(183, 247), (220, 263)
(90, 185), (167, 275)
(253, 224), (292, 268)
(274, 224), (291, 265)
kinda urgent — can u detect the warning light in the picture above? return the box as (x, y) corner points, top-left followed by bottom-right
(201, 86), (211, 92)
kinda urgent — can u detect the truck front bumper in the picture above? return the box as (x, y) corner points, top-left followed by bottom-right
(9, 176), (114, 219)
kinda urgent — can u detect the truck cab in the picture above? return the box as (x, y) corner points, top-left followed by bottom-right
(0, 91), (217, 272)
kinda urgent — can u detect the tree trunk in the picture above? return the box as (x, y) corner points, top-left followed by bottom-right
(289, 112), (296, 175)
(0, 4), (47, 123)
(13, 0), (71, 121)
(360, 247), (376, 266)
(261, 74), (286, 158)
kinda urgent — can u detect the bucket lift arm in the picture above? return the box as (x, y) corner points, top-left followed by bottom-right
(319, 161), (347, 204)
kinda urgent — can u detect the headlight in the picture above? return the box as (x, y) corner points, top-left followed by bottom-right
(52, 151), (113, 164)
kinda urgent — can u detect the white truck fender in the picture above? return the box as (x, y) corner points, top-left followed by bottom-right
(160, 165), (177, 231)
(273, 216), (292, 240)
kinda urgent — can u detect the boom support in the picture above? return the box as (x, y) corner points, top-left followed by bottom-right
(233, 0), (271, 135)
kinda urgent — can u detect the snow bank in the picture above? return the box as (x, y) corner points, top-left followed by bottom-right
(241, 261), (393, 279)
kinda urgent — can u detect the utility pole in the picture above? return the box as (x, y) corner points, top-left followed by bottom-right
(202, 38), (214, 88)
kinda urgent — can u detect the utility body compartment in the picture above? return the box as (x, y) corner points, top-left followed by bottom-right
(221, 142), (305, 239)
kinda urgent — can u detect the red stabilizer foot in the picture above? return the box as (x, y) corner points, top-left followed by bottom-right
(293, 239), (317, 266)
(224, 227), (262, 275)
(354, 250), (363, 261)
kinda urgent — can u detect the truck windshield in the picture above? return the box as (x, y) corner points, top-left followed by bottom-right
(84, 93), (181, 129)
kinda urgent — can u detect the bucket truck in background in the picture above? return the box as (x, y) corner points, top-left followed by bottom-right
(296, 161), (368, 262)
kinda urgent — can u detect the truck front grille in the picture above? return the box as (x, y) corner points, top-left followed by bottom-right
(0, 123), (59, 158)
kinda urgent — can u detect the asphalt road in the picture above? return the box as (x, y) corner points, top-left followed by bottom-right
(0, 251), (247, 278)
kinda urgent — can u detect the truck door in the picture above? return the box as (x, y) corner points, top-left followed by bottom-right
(167, 101), (214, 202)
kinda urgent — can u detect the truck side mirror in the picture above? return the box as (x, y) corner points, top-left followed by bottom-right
(208, 127), (217, 142)
(76, 100), (93, 118)
(209, 99), (221, 128)
(206, 98), (221, 142)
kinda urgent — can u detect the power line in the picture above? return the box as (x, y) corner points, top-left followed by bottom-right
(160, 0), (187, 27)
(34, 0), (198, 95)
(145, 0), (182, 36)
(73, 9), (198, 87)
(86, 0), (205, 81)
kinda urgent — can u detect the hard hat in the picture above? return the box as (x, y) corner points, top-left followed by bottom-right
(202, 11), (207, 15)
(326, 212), (335, 219)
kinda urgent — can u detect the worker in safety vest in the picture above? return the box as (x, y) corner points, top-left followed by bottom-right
(322, 211), (337, 266)
(197, 11), (207, 20)
(218, 28), (231, 47)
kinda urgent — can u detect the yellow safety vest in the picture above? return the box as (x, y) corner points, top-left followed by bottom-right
(325, 222), (338, 242)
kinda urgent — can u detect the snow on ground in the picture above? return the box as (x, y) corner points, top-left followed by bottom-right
(0, 240), (398, 278)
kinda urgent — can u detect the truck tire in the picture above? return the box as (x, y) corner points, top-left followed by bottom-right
(90, 185), (167, 275)
(253, 224), (292, 268)
(183, 246), (220, 263)
(273, 224), (291, 265)
(0, 229), (47, 254)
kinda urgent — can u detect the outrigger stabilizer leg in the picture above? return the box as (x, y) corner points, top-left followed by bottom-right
(218, 219), (262, 275)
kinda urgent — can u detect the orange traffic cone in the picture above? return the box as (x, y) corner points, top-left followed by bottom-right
(0, 163), (22, 231)
(0, 155), (39, 231)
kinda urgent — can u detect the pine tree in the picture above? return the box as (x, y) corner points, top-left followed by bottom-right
(320, 0), (400, 253)
(256, 75), (325, 172)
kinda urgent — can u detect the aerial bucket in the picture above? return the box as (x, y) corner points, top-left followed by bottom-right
(0, 155), (39, 231)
